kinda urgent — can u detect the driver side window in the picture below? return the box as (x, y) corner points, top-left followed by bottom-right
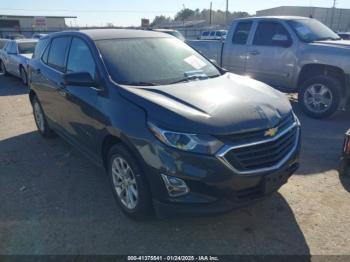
(67, 37), (96, 79)
(253, 21), (292, 47)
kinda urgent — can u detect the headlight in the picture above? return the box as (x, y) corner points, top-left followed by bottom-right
(148, 122), (223, 154)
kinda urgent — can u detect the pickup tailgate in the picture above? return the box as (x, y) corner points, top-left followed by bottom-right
(187, 40), (223, 66)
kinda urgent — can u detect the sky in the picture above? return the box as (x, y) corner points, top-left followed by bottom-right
(1, 0), (350, 27)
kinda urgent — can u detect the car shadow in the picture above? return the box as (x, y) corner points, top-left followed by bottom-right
(0, 75), (28, 96)
(0, 131), (310, 255)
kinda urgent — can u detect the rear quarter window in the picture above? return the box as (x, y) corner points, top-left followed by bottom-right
(33, 38), (49, 59)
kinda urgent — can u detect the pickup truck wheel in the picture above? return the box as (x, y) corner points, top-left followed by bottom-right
(299, 75), (341, 119)
(108, 144), (152, 219)
(0, 60), (8, 76)
(32, 97), (56, 138)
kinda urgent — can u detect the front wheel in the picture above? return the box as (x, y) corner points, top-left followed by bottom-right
(0, 60), (8, 76)
(299, 75), (341, 119)
(32, 97), (55, 138)
(108, 144), (152, 219)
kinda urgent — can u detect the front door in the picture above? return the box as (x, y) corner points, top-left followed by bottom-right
(245, 21), (297, 89)
(59, 37), (99, 156)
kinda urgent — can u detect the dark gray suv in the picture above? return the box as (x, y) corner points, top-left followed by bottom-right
(28, 29), (301, 219)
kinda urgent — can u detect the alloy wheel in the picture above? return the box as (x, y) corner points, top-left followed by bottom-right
(111, 156), (138, 210)
(33, 101), (45, 133)
(303, 83), (333, 114)
(0, 62), (5, 75)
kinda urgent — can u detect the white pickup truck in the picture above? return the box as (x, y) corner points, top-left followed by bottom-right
(188, 16), (350, 118)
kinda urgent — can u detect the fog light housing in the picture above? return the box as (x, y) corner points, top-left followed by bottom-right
(161, 174), (189, 197)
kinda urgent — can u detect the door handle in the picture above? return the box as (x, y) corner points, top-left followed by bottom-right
(249, 50), (260, 56)
(35, 68), (41, 74)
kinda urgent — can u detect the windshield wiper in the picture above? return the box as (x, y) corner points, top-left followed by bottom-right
(314, 37), (341, 41)
(170, 75), (209, 84)
(123, 81), (157, 86)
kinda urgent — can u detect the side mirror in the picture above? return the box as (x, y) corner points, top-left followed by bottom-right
(272, 34), (292, 47)
(63, 72), (97, 87)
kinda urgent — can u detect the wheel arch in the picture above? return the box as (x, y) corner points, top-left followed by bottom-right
(298, 64), (347, 95)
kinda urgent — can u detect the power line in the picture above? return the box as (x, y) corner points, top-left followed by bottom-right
(0, 7), (177, 14)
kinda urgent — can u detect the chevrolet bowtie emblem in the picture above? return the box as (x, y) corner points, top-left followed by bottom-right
(265, 127), (278, 137)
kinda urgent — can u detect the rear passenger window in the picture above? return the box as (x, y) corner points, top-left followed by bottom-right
(47, 37), (70, 71)
(232, 22), (252, 44)
(210, 31), (215, 36)
(67, 38), (96, 79)
(203, 32), (209, 36)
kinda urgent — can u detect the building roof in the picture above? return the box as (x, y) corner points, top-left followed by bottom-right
(0, 14), (77, 19)
(257, 6), (350, 12)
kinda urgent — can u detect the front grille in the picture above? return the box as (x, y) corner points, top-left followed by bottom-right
(220, 120), (298, 173)
(216, 113), (295, 144)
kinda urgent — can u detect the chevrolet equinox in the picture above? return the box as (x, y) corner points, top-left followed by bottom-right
(28, 30), (301, 219)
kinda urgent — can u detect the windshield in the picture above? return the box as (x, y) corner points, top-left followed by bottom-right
(96, 37), (220, 86)
(288, 19), (341, 42)
(18, 42), (37, 54)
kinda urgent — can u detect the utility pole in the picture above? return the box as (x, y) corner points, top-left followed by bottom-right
(330, 0), (337, 30)
(225, 0), (229, 26)
(209, 2), (212, 26)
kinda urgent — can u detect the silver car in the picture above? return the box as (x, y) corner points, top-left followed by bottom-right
(0, 39), (38, 85)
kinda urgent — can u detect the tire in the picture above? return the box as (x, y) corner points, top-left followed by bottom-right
(108, 144), (152, 219)
(0, 60), (8, 76)
(299, 75), (341, 119)
(31, 96), (56, 138)
(20, 66), (28, 86)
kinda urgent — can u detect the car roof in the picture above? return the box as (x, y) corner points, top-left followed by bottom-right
(235, 16), (311, 21)
(46, 29), (171, 41)
(13, 38), (38, 43)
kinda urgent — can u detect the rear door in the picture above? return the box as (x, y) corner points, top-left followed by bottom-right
(245, 21), (297, 89)
(35, 36), (71, 126)
(3, 41), (17, 74)
(222, 21), (253, 75)
(59, 37), (99, 155)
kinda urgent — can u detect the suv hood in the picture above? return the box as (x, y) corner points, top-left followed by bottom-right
(119, 73), (292, 135)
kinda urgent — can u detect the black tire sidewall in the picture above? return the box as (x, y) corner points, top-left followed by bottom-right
(299, 75), (341, 119)
(32, 97), (53, 138)
(107, 144), (152, 219)
(20, 67), (27, 85)
(0, 60), (7, 76)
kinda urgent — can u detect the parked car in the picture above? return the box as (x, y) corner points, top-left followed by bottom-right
(200, 30), (228, 40)
(0, 39), (38, 85)
(189, 16), (350, 119)
(152, 29), (185, 41)
(28, 30), (301, 219)
(337, 32), (350, 40)
(0, 38), (9, 49)
(2, 33), (25, 40)
(339, 129), (350, 176)
(32, 33), (48, 40)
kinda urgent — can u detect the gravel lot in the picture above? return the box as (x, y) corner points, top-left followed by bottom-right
(0, 75), (350, 255)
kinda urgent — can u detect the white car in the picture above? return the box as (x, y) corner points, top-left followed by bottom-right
(200, 30), (227, 40)
(0, 39), (38, 85)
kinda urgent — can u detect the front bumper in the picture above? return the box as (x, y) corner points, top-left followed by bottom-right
(153, 162), (298, 218)
(140, 126), (301, 217)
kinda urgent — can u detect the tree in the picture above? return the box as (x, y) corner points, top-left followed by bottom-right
(150, 15), (173, 27)
(175, 8), (195, 21)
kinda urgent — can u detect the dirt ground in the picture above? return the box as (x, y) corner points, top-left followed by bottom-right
(0, 75), (350, 255)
